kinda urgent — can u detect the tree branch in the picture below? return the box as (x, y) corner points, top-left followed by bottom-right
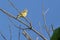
(7, 0), (20, 13)
(31, 28), (47, 40)
(0, 8), (29, 28)
(18, 29), (20, 40)
(42, 2), (50, 38)
(0, 31), (7, 40)
(22, 30), (32, 40)
(9, 25), (12, 40)
(0, 8), (47, 40)
(51, 24), (54, 32)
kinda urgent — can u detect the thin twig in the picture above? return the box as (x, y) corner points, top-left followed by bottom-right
(9, 25), (12, 40)
(23, 17), (32, 29)
(22, 30), (32, 40)
(23, 17), (30, 24)
(44, 8), (49, 15)
(7, 0), (20, 13)
(0, 31), (7, 40)
(36, 37), (39, 40)
(38, 22), (42, 33)
(18, 29), (20, 40)
(0, 14), (1, 15)
(51, 24), (54, 32)
(42, 2), (50, 38)
(8, 17), (30, 30)
(42, 9), (50, 38)
(31, 28), (47, 40)
(8, 17), (24, 30)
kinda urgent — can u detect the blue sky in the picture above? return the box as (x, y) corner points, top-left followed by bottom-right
(0, 0), (60, 40)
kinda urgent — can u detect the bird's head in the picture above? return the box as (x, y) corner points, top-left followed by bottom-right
(23, 9), (28, 13)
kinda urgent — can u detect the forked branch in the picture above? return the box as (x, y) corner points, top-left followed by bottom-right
(0, 8), (47, 40)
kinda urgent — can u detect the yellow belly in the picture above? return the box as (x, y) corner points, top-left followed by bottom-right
(17, 9), (28, 19)
(21, 12), (27, 17)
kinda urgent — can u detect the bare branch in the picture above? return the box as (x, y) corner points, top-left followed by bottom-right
(18, 29), (20, 40)
(42, 2), (50, 38)
(38, 22), (42, 33)
(8, 0), (31, 25)
(22, 30), (32, 40)
(29, 22), (32, 29)
(23, 17), (30, 24)
(51, 24), (54, 32)
(8, 17), (24, 30)
(44, 8), (49, 15)
(0, 14), (1, 15)
(7, 0), (20, 13)
(42, 8), (50, 38)
(36, 37), (39, 40)
(8, 17), (30, 30)
(0, 31), (7, 40)
(9, 25), (12, 40)
(8, 18), (46, 40)
(31, 28), (47, 40)
(0, 8), (29, 28)
(0, 8), (47, 40)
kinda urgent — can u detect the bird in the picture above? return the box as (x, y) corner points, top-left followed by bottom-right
(16, 9), (28, 19)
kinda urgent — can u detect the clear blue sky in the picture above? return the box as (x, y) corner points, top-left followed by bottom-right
(0, 0), (60, 40)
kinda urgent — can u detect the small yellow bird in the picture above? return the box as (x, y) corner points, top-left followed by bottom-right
(16, 9), (28, 19)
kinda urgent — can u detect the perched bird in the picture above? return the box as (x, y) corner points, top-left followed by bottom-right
(16, 9), (28, 19)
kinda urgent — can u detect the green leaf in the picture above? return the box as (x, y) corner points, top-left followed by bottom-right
(50, 27), (60, 40)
